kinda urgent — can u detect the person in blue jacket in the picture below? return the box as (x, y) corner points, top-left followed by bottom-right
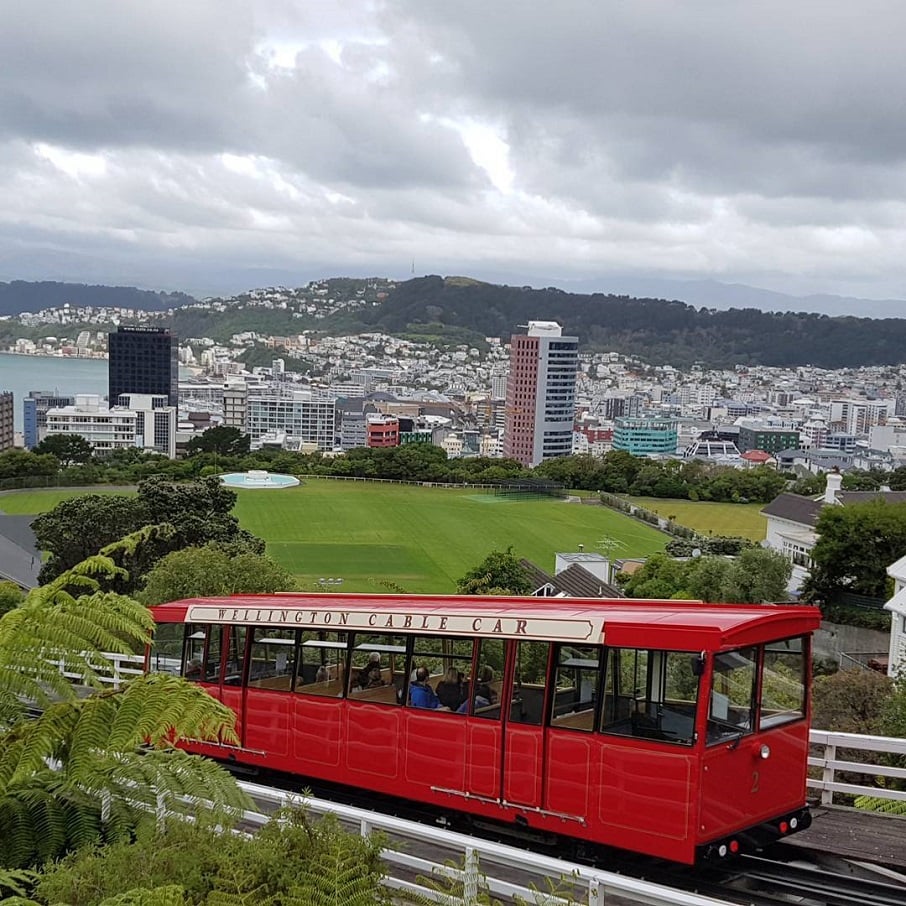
(409, 666), (443, 709)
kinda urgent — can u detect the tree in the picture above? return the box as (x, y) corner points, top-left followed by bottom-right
(803, 500), (906, 602)
(456, 547), (533, 595)
(137, 475), (262, 552)
(0, 449), (59, 481)
(620, 548), (792, 603)
(0, 541), (249, 870)
(32, 494), (144, 583)
(812, 668), (894, 734)
(185, 426), (251, 458)
(33, 433), (94, 467)
(0, 580), (23, 617)
(720, 548), (792, 603)
(31, 478), (265, 588)
(139, 544), (295, 606)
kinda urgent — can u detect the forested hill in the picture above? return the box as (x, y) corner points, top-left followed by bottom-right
(0, 281), (194, 315)
(353, 276), (906, 368)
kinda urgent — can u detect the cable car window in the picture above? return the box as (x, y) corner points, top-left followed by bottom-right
(348, 633), (406, 705)
(511, 641), (550, 725)
(759, 636), (806, 730)
(183, 625), (207, 681)
(409, 636), (474, 712)
(600, 648), (699, 745)
(466, 638), (505, 719)
(148, 623), (182, 675)
(296, 632), (349, 697)
(551, 645), (600, 732)
(248, 627), (297, 691)
(223, 625), (248, 686)
(708, 647), (758, 745)
(204, 626), (223, 683)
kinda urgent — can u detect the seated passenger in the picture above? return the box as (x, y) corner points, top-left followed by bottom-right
(474, 664), (497, 705)
(354, 655), (384, 692)
(435, 667), (466, 711)
(315, 665), (329, 683)
(457, 665), (498, 713)
(410, 666), (443, 709)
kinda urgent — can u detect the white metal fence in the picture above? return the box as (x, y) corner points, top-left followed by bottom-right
(234, 780), (731, 906)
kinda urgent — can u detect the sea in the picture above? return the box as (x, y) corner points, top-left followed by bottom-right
(0, 353), (192, 434)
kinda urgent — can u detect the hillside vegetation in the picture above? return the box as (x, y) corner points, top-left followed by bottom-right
(343, 276), (906, 368)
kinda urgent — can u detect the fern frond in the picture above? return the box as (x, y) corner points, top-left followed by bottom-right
(97, 884), (187, 906)
(0, 867), (38, 897)
(99, 524), (176, 560)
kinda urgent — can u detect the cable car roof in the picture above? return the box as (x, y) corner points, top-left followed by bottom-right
(151, 593), (820, 651)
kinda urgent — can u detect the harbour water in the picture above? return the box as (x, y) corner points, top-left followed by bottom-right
(0, 353), (109, 432)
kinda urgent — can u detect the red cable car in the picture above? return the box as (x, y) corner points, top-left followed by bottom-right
(148, 593), (820, 864)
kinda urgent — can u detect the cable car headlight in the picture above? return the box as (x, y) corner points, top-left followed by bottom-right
(759, 744), (771, 760)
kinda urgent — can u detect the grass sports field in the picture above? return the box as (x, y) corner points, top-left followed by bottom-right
(630, 497), (767, 541)
(0, 481), (667, 593)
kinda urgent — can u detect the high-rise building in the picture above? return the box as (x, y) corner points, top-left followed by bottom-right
(246, 389), (336, 451)
(108, 326), (178, 407)
(23, 391), (75, 449)
(503, 321), (578, 467)
(0, 391), (13, 452)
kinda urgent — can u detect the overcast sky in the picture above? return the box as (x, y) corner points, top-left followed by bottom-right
(3, 0), (906, 304)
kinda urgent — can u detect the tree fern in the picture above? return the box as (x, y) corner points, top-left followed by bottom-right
(0, 552), (249, 870)
(98, 885), (188, 906)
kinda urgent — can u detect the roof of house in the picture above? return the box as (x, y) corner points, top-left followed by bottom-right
(740, 450), (775, 462)
(837, 490), (906, 506)
(762, 488), (906, 529)
(519, 558), (624, 599)
(760, 493), (824, 527)
(0, 515), (41, 589)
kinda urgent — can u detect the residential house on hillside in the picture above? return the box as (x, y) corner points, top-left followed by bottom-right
(520, 552), (624, 598)
(761, 471), (906, 595)
(885, 555), (906, 677)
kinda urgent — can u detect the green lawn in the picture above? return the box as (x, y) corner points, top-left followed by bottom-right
(0, 488), (133, 514)
(629, 497), (767, 541)
(0, 481), (667, 593)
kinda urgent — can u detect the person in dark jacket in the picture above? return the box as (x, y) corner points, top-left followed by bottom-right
(435, 666), (466, 711)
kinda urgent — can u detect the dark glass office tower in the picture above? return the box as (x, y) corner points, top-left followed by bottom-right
(108, 326), (178, 407)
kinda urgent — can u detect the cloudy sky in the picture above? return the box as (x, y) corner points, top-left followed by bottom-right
(3, 0), (906, 303)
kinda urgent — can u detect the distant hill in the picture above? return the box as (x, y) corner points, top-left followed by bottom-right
(587, 276), (905, 319)
(0, 281), (194, 316)
(347, 275), (906, 368)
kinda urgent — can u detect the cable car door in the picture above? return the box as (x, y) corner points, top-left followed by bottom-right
(501, 640), (550, 808)
(217, 624), (249, 750)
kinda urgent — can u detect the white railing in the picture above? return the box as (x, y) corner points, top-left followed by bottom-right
(59, 655), (906, 809)
(233, 780), (731, 906)
(808, 729), (906, 806)
(48, 651), (146, 690)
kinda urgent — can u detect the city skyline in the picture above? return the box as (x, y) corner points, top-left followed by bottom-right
(4, 3), (906, 305)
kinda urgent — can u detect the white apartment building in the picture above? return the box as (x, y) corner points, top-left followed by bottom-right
(829, 398), (893, 436)
(246, 389), (336, 450)
(44, 393), (177, 458)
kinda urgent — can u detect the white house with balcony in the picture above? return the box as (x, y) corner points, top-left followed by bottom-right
(761, 471), (906, 596)
(885, 555), (906, 677)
